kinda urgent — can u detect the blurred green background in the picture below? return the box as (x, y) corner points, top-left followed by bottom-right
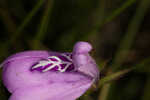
(0, 0), (150, 100)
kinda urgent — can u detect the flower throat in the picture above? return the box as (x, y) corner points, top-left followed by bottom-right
(31, 53), (75, 72)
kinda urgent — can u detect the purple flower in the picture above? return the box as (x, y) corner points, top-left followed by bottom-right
(1, 41), (99, 100)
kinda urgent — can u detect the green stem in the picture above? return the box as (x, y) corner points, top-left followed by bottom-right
(111, 0), (150, 71)
(104, 0), (136, 24)
(98, 69), (131, 87)
(58, 0), (107, 49)
(133, 57), (150, 72)
(83, 0), (137, 41)
(0, 8), (17, 33)
(98, 58), (150, 100)
(32, 0), (54, 49)
(98, 68), (131, 100)
(0, 0), (46, 59)
(99, 57), (150, 88)
(98, 83), (111, 100)
(58, 0), (137, 47)
(11, 0), (45, 42)
(141, 74), (150, 100)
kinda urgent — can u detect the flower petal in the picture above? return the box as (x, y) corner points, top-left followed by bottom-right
(0, 51), (58, 68)
(2, 57), (47, 93)
(9, 72), (93, 100)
